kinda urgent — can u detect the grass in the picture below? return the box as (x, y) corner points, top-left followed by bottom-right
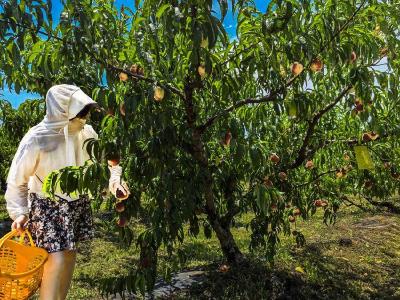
(0, 194), (399, 299)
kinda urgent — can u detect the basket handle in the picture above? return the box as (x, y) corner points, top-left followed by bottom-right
(0, 229), (35, 248)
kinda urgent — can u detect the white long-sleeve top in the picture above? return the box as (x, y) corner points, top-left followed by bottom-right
(4, 124), (98, 221)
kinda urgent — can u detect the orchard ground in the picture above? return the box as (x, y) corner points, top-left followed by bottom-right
(0, 194), (399, 299)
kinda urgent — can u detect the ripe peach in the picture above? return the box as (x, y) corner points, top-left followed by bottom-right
(278, 172), (287, 181)
(288, 216), (296, 223)
(364, 180), (373, 189)
(115, 201), (125, 212)
(291, 62), (304, 76)
(336, 170), (345, 178)
(270, 153), (280, 164)
(219, 264), (230, 272)
(198, 65), (206, 78)
(263, 176), (273, 188)
(314, 199), (323, 207)
(355, 103), (364, 112)
(310, 59), (323, 72)
(355, 98), (362, 106)
(119, 72), (128, 82)
(305, 160), (314, 169)
(116, 188), (128, 200)
(116, 216), (128, 227)
(362, 133), (372, 142)
(154, 86), (165, 102)
(293, 208), (301, 216)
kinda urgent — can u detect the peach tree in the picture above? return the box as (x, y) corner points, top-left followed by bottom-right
(1, 0), (400, 295)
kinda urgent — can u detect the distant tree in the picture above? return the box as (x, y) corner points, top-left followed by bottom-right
(0, 99), (45, 192)
(1, 0), (400, 295)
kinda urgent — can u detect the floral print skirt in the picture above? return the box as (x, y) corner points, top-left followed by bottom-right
(23, 193), (95, 253)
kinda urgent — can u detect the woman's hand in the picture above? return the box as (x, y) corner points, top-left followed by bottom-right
(108, 164), (131, 200)
(11, 215), (28, 234)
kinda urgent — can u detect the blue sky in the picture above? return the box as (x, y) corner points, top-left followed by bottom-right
(2, 0), (269, 107)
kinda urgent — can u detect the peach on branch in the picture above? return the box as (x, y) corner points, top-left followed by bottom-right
(119, 72), (128, 82)
(291, 62), (304, 75)
(116, 188), (129, 200)
(278, 172), (287, 181)
(293, 208), (301, 216)
(263, 176), (273, 188)
(364, 180), (373, 189)
(269, 153), (280, 164)
(218, 264), (230, 272)
(314, 199), (328, 207)
(198, 65), (206, 79)
(362, 132), (372, 142)
(154, 86), (165, 102)
(305, 160), (314, 169)
(310, 58), (323, 72)
(336, 169), (345, 178)
(116, 216), (128, 227)
(115, 201), (125, 212)
(288, 216), (296, 223)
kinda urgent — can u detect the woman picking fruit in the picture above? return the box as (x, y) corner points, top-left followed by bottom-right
(4, 84), (130, 300)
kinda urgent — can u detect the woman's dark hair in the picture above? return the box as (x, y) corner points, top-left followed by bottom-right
(71, 103), (98, 120)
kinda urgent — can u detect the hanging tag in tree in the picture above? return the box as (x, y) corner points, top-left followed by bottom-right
(354, 145), (374, 170)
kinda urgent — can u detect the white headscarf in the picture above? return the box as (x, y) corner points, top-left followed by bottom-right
(6, 84), (99, 185)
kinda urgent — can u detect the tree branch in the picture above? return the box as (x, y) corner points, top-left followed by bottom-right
(287, 85), (352, 170)
(341, 195), (369, 212)
(197, 76), (297, 133)
(294, 169), (338, 188)
(0, 19), (63, 41)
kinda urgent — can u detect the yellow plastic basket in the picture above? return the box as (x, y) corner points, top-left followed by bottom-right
(0, 229), (48, 299)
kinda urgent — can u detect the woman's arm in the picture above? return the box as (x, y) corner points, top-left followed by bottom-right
(82, 124), (130, 198)
(5, 140), (40, 221)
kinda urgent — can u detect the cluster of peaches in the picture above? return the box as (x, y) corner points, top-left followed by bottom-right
(263, 153), (331, 224)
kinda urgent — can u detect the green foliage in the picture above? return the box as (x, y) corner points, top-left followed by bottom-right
(0, 98), (45, 191)
(1, 0), (400, 295)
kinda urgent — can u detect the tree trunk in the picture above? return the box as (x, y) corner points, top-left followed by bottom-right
(210, 217), (243, 263)
(183, 79), (243, 264)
